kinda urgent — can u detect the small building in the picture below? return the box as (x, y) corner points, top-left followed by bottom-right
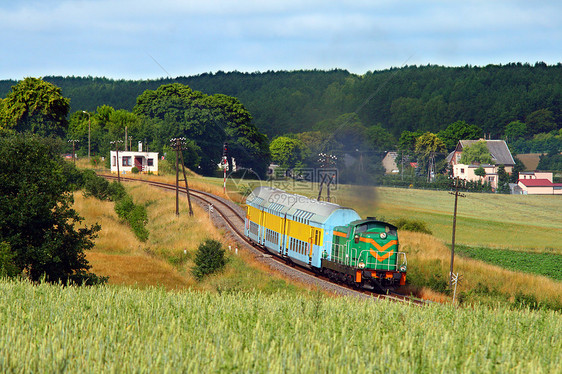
(110, 143), (158, 175)
(517, 171), (562, 195)
(382, 152), (399, 174)
(447, 139), (515, 190)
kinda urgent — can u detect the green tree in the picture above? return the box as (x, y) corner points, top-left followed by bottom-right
(270, 136), (309, 169)
(496, 164), (510, 194)
(414, 132), (446, 180)
(366, 124), (396, 151)
(0, 77), (70, 136)
(474, 166), (487, 179)
(192, 239), (226, 281)
(504, 120), (528, 142)
(526, 109), (557, 135)
(460, 141), (492, 164)
(437, 120), (483, 151)
(0, 134), (101, 283)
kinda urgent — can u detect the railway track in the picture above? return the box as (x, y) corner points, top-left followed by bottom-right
(100, 174), (429, 305)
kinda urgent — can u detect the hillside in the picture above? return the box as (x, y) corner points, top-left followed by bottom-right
(2, 63), (560, 138)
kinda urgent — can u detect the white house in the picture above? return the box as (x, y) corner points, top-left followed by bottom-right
(110, 143), (159, 175)
(446, 139), (515, 190)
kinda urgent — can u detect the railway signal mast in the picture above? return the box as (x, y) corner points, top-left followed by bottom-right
(170, 137), (194, 216)
(222, 142), (228, 195)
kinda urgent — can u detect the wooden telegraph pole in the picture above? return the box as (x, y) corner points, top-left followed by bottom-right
(170, 137), (194, 216)
(110, 140), (123, 183)
(449, 177), (465, 287)
(317, 153), (337, 202)
(68, 139), (79, 165)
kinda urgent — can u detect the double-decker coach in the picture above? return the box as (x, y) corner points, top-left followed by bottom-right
(245, 186), (361, 268)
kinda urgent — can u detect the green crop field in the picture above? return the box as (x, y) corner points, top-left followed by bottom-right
(1, 279), (561, 373)
(455, 245), (562, 281)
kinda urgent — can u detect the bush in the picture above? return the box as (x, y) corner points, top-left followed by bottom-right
(0, 242), (20, 278)
(131, 166), (139, 174)
(192, 239), (226, 281)
(115, 196), (149, 242)
(393, 218), (432, 235)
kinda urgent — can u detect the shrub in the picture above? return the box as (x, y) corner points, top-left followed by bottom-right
(115, 196), (148, 242)
(192, 239), (226, 281)
(131, 166), (139, 174)
(0, 242), (20, 278)
(393, 218), (432, 235)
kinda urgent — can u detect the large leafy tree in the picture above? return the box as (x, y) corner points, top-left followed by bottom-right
(415, 132), (446, 180)
(437, 120), (483, 151)
(460, 141), (492, 164)
(270, 136), (309, 169)
(134, 83), (269, 176)
(0, 77), (70, 136)
(0, 133), (100, 282)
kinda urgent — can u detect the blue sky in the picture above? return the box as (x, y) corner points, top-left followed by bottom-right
(0, 0), (560, 80)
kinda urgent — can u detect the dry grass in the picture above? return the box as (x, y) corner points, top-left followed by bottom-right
(401, 231), (562, 305)
(73, 180), (310, 294)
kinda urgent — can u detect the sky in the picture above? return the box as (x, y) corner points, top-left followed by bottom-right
(0, 0), (560, 80)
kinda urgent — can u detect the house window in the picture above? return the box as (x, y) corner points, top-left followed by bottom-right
(460, 168), (465, 174)
(122, 156), (131, 166)
(456, 154), (461, 162)
(112, 156), (116, 166)
(147, 158), (154, 166)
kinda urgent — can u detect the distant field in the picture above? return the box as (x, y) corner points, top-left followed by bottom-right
(248, 180), (562, 252)
(332, 186), (562, 253)
(2, 279), (561, 373)
(455, 245), (562, 281)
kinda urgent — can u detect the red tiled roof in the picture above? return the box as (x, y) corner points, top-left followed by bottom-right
(518, 179), (562, 187)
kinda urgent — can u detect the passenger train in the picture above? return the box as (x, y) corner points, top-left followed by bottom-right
(244, 187), (407, 290)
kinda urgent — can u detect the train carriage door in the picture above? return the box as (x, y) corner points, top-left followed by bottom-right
(259, 209), (265, 244)
(280, 213), (287, 254)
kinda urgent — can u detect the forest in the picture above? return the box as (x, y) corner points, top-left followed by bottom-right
(1, 63), (561, 183)
(1, 63), (560, 139)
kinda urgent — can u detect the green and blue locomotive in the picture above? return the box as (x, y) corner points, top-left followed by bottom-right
(245, 186), (407, 290)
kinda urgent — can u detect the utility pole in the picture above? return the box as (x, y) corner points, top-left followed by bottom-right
(82, 111), (91, 160)
(110, 140), (123, 183)
(317, 153), (337, 202)
(449, 177), (465, 287)
(68, 139), (79, 165)
(170, 137), (194, 216)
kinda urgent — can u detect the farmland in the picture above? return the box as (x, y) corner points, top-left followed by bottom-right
(1, 278), (561, 373)
(455, 245), (562, 281)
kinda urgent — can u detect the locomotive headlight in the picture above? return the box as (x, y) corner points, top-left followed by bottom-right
(400, 265), (407, 272)
(379, 232), (387, 240)
(358, 262), (366, 269)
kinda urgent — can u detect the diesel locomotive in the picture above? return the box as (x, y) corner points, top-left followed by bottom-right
(244, 186), (407, 290)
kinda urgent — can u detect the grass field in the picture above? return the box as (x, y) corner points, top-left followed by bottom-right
(1, 278), (561, 373)
(73, 181), (313, 295)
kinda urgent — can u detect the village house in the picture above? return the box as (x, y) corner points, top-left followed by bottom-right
(110, 142), (159, 175)
(381, 152), (399, 174)
(446, 139), (515, 190)
(517, 171), (562, 195)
